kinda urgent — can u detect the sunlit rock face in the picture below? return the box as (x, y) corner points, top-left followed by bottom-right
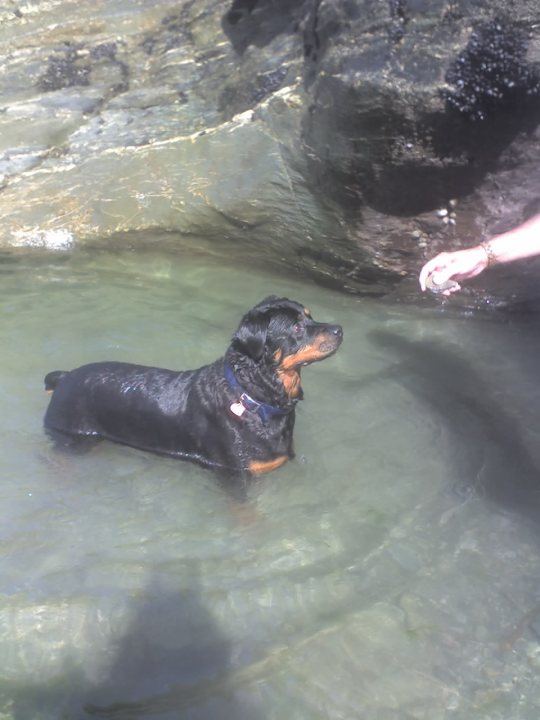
(1, 0), (540, 305)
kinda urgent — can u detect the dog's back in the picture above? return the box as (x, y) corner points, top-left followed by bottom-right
(45, 361), (202, 455)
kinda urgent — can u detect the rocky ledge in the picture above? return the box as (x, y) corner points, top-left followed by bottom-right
(1, 0), (540, 307)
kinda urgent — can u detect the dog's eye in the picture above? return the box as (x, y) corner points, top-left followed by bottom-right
(293, 323), (303, 335)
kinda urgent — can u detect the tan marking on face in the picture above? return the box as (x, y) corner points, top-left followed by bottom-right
(248, 455), (288, 476)
(280, 342), (332, 370)
(273, 349), (283, 364)
(46, 389), (54, 395)
(303, 307), (312, 317)
(277, 367), (301, 398)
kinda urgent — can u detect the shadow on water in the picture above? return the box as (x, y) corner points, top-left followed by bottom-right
(7, 571), (263, 720)
(367, 329), (540, 526)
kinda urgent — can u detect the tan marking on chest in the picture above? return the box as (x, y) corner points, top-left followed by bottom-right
(277, 367), (301, 398)
(248, 455), (288, 476)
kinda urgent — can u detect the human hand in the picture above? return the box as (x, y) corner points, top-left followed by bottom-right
(419, 246), (489, 295)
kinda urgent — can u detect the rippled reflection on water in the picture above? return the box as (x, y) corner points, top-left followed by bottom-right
(2, 247), (540, 719)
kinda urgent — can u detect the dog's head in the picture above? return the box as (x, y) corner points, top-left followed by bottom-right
(230, 296), (343, 399)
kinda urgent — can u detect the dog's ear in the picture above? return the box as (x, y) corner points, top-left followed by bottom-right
(232, 312), (269, 361)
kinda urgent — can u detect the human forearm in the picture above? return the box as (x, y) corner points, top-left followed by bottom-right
(419, 213), (540, 294)
(481, 213), (540, 265)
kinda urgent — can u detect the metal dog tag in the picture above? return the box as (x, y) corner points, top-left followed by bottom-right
(230, 402), (246, 417)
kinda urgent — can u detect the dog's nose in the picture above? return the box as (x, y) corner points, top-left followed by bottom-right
(331, 325), (343, 339)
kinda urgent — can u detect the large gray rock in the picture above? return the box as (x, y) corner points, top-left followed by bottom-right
(1, 0), (540, 306)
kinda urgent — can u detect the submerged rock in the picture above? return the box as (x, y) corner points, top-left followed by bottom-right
(0, 0), (540, 307)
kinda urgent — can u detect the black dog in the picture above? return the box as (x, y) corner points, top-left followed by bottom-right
(44, 296), (342, 482)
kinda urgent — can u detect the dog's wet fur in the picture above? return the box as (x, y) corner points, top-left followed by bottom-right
(44, 296), (343, 490)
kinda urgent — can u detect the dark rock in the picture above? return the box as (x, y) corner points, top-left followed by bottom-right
(444, 18), (540, 120)
(222, 0), (308, 55)
(302, 0), (540, 305)
(39, 43), (92, 92)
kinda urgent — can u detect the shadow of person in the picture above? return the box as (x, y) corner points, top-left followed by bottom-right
(367, 329), (540, 526)
(7, 572), (263, 720)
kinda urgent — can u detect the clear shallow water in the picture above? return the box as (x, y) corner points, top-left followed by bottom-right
(2, 247), (540, 719)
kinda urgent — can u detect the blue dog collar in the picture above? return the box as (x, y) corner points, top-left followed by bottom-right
(224, 363), (292, 425)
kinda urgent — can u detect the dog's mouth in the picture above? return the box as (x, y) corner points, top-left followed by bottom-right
(318, 339), (340, 355)
(281, 333), (342, 369)
(298, 344), (338, 366)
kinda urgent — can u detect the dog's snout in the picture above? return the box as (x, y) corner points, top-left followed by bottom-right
(330, 325), (343, 339)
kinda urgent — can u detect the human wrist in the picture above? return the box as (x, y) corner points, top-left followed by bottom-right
(480, 240), (497, 267)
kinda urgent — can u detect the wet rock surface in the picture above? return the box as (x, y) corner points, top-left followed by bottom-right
(1, 0), (540, 307)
